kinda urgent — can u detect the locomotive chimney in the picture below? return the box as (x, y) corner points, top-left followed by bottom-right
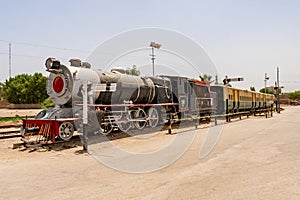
(45, 57), (61, 70)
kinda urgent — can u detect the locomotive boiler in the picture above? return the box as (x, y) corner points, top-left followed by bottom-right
(45, 58), (172, 106)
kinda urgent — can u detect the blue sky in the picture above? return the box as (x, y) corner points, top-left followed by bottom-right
(0, 0), (299, 91)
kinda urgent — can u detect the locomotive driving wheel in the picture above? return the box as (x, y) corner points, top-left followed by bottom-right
(115, 113), (131, 132)
(58, 122), (74, 141)
(117, 121), (131, 132)
(99, 121), (113, 135)
(134, 108), (147, 129)
(148, 107), (159, 128)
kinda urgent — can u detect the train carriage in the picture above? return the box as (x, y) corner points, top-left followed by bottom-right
(210, 85), (274, 115)
(239, 90), (253, 111)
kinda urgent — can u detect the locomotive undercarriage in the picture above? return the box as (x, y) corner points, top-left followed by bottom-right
(87, 105), (175, 135)
(86, 103), (214, 136)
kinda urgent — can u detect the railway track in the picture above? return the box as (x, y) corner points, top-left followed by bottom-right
(0, 128), (21, 139)
(9, 110), (273, 151)
(10, 121), (207, 151)
(12, 135), (82, 150)
(0, 123), (22, 129)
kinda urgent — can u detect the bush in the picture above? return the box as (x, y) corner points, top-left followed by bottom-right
(3, 73), (48, 104)
(125, 65), (140, 76)
(41, 97), (55, 109)
(259, 88), (274, 94)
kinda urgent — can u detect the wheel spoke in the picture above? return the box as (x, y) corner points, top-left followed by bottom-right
(134, 108), (147, 129)
(148, 107), (159, 128)
(58, 122), (74, 141)
(115, 113), (131, 132)
(100, 121), (113, 135)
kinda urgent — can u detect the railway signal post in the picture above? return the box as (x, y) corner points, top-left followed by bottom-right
(223, 76), (244, 122)
(264, 73), (269, 94)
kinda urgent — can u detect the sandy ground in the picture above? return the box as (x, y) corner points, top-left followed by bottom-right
(0, 107), (299, 199)
(0, 109), (42, 118)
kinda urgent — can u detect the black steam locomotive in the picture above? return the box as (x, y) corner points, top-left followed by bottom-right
(21, 58), (273, 143)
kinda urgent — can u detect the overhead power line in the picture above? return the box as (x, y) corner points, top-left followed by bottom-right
(281, 81), (300, 83)
(0, 51), (45, 59)
(0, 39), (89, 53)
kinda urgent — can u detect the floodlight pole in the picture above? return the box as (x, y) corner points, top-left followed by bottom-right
(149, 42), (161, 76)
(151, 47), (155, 76)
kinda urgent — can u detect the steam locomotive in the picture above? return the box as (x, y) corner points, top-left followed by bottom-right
(21, 58), (274, 143)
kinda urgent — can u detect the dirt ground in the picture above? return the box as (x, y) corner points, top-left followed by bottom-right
(0, 109), (42, 118)
(0, 107), (299, 199)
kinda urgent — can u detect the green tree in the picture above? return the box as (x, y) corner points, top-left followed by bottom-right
(250, 86), (256, 91)
(259, 88), (274, 94)
(3, 73), (48, 104)
(125, 65), (140, 76)
(199, 74), (214, 83)
(286, 90), (300, 100)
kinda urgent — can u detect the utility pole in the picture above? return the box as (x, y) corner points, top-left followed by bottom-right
(9, 43), (11, 78)
(277, 67), (280, 113)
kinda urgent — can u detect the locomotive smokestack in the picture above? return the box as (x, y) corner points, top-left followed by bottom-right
(45, 57), (61, 70)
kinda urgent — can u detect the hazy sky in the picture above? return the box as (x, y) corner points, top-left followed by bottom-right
(0, 0), (299, 91)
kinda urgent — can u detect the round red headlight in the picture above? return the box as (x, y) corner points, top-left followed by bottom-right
(53, 76), (64, 94)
